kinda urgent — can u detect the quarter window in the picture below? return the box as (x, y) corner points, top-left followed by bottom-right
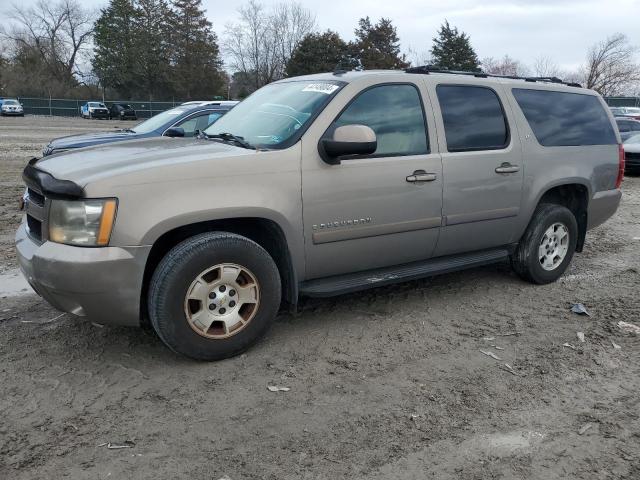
(436, 85), (509, 152)
(512, 88), (617, 146)
(332, 84), (428, 156)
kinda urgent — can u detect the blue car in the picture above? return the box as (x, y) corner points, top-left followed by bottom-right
(44, 101), (239, 156)
(80, 101), (110, 119)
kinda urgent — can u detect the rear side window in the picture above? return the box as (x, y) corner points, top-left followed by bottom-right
(436, 85), (509, 152)
(333, 84), (428, 156)
(512, 89), (617, 146)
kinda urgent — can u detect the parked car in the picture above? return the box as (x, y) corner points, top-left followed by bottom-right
(18, 69), (623, 361)
(109, 103), (137, 120)
(1, 98), (24, 116)
(180, 100), (239, 107)
(615, 117), (640, 142)
(623, 133), (640, 174)
(80, 102), (109, 119)
(609, 106), (640, 120)
(43, 101), (238, 156)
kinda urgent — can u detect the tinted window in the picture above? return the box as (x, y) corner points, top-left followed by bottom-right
(332, 84), (428, 156)
(617, 120), (631, 132)
(436, 85), (508, 152)
(513, 89), (617, 146)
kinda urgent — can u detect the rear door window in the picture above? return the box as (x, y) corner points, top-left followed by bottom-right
(436, 85), (509, 152)
(512, 89), (617, 146)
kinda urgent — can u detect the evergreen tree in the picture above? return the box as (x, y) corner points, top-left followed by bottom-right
(169, 0), (225, 99)
(134, 0), (173, 98)
(351, 17), (409, 70)
(430, 20), (479, 71)
(93, 0), (140, 98)
(286, 31), (353, 77)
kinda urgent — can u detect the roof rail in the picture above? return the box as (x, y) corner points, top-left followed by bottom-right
(406, 65), (582, 88)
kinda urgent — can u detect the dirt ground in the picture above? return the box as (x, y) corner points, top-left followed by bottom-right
(1, 115), (639, 479)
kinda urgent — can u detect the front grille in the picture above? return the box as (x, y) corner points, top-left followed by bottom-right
(625, 151), (640, 161)
(27, 188), (44, 206)
(24, 187), (47, 244)
(26, 214), (42, 241)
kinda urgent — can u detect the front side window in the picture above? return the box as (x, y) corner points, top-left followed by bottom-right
(437, 85), (509, 152)
(512, 88), (617, 146)
(330, 84), (428, 157)
(205, 80), (344, 149)
(176, 113), (213, 137)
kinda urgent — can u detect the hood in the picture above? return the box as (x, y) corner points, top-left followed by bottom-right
(36, 137), (254, 186)
(48, 130), (141, 150)
(623, 140), (640, 153)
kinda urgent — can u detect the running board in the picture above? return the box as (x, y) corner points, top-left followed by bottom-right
(299, 248), (510, 297)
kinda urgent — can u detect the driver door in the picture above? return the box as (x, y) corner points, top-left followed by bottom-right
(301, 81), (443, 279)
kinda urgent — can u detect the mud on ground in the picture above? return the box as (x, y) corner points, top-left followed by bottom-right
(1, 116), (639, 479)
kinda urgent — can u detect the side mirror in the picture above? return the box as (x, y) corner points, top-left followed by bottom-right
(319, 125), (377, 164)
(165, 127), (185, 138)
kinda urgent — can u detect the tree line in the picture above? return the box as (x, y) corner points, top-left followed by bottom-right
(0, 0), (639, 100)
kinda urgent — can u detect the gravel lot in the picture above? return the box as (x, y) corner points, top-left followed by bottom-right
(1, 115), (639, 479)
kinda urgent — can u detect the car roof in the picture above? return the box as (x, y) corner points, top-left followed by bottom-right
(180, 100), (239, 106)
(277, 69), (591, 94)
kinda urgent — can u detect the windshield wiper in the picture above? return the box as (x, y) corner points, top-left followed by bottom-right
(207, 132), (254, 150)
(117, 128), (136, 133)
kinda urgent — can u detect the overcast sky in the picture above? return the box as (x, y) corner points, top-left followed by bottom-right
(11, 0), (640, 72)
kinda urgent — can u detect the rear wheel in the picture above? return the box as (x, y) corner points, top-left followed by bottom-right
(511, 203), (578, 284)
(148, 232), (281, 361)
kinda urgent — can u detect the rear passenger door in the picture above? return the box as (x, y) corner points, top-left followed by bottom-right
(430, 82), (524, 256)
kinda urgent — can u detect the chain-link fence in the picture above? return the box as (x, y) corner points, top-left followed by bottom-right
(604, 96), (640, 107)
(15, 97), (188, 119)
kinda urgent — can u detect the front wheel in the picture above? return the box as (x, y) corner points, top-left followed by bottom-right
(148, 232), (281, 361)
(511, 203), (578, 284)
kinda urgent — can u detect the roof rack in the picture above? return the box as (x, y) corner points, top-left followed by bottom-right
(405, 65), (582, 88)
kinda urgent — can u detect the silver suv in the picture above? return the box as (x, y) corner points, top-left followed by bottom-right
(16, 68), (624, 360)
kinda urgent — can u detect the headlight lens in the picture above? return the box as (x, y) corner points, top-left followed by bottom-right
(49, 199), (117, 246)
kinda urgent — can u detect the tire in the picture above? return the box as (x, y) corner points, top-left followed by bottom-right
(148, 232), (281, 361)
(511, 203), (578, 284)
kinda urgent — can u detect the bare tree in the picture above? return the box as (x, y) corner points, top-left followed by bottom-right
(225, 0), (316, 90)
(532, 55), (561, 78)
(583, 33), (640, 96)
(1, 0), (94, 88)
(481, 55), (530, 77)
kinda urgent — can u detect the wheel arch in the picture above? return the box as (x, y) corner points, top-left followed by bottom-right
(140, 217), (298, 326)
(532, 181), (590, 252)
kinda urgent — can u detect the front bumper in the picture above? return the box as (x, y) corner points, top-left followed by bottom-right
(2, 110), (23, 115)
(587, 189), (622, 230)
(16, 223), (151, 326)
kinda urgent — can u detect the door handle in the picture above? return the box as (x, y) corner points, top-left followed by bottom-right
(495, 163), (520, 174)
(406, 170), (437, 183)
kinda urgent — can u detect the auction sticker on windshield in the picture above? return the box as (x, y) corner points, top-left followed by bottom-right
(302, 83), (340, 95)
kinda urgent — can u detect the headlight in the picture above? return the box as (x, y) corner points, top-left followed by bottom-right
(49, 199), (117, 246)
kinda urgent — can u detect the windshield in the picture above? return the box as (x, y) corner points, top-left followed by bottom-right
(89, 102), (106, 108)
(204, 80), (344, 148)
(132, 108), (188, 134)
(4, 99), (18, 105)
